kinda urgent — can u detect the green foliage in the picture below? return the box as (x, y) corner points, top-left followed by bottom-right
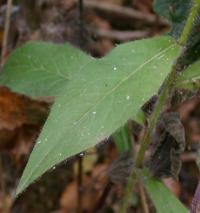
(154, 0), (191, 38)
(4, 36), (180, 195)
(0, 0), (199, 210)
(177, 60), (200, 89)
(0, 42), (92, 97)
(112, 123), (133, 153)
(154, 0), (200, 64)
(143, 172), (188, 213)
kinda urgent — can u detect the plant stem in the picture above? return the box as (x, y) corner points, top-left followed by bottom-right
(120, 0), (200, 211)
(93, 182), (112, 211)
(120, 171), (137, 213)
(136, 57), (182, 167)
(139, 182), (149, 213)
(179, 0), (200, 46)
(136, 0), (200, 168)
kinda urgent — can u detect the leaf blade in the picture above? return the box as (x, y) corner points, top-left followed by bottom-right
(16, 36), (180, 195)
(143, 172), (188, 213)
(177, 60), (200, 89)
(0, 42), (93, 97)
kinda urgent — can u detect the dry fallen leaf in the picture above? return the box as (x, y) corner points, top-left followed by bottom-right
(0, 87), (49, 150)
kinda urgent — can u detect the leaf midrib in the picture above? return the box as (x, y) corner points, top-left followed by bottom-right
(74, 44), (175, 125)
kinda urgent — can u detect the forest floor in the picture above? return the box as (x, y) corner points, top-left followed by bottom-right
(0, 0), (199, 212)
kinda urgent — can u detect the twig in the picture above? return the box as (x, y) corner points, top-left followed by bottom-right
(119, 171), (137, 213)
(78, 0), (85, 48)
(77, 157), (83, 213)
(74, 0), (169, 26)
(139, 183), (149, 213)
(78, 0), (84, 22)
(181, 152), (197, 162)
(0, 154), (9, 213)
(90, 28), (150, 42)
(1, 0), (13, 66)
(93, 181), (112, 212)
(120, 0), (200, 211)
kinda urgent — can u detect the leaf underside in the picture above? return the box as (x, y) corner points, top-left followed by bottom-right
(0, 36), (180, 195)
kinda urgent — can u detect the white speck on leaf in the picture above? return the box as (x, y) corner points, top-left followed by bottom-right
(92, 111), (96, 115)
(126, 95), (130, 100)
(113, 66), (117, 71)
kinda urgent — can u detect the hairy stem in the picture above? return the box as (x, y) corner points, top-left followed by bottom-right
(136, 0), (200, 168)
(121, 0), (200, 211)
(135, 57), (182, 167)
(179, 0), (200, 46)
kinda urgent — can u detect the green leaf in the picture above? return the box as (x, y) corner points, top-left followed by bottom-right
(154, 0), (191, 38)
(112, 123), (133, 153)
(0, 42), (92, 97)
(154, 0), (200, 65)
(16, 36), (180, 195)
(177, 60), (200, 90)
(143, 171), (188, 213)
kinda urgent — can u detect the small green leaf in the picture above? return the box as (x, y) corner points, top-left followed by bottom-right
(0, 42), (92, 97)
(16, 36), (180, 195)
(112, 123), (133, 153)
(154, 0), (191, 38)
(154, 0), (200, 65)
(177, 60), (200, 90)
(143, 171), (188, 213)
